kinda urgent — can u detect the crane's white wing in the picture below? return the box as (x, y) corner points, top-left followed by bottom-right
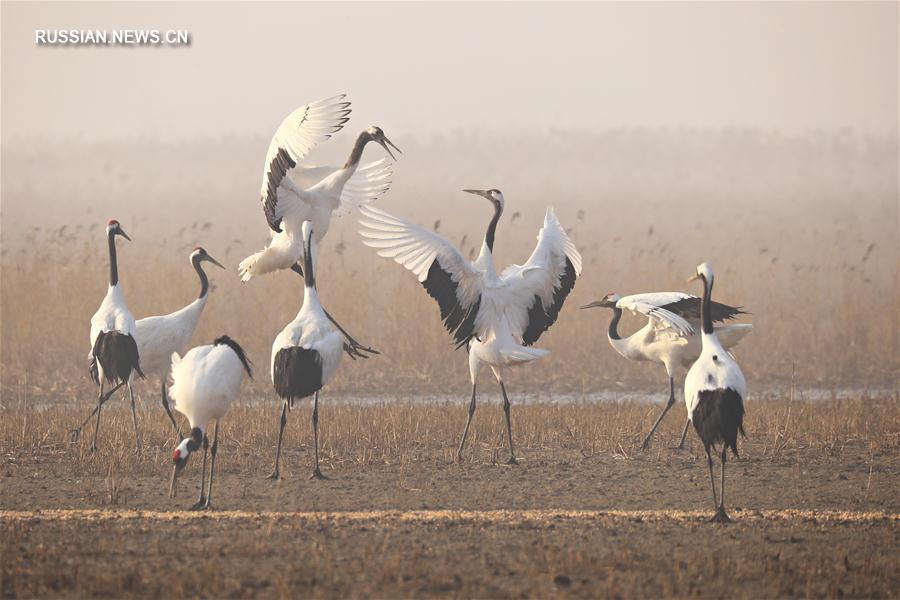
(616, 295), (695, 337)
(260, 95), (351, 231)
(359, 205), (483, 348)
(499, 207), (582, 345)
(291, 159), (393, 216)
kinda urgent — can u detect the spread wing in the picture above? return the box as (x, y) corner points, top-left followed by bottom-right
(500, 208), (582, 345)
(260, 95), (352, 232)
(291, 159), (393, 216)
(359, 205), (483, 348)
(616, 293), (695, 337)
(659, 296), (747, 323)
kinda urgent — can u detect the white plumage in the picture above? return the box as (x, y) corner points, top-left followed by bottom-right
(238, 94), (397, 281)
(359, 189), (582, 463)
(267, 220), (345, 480)
(582, 291), (751, 449)
(168, 335), (252, 510)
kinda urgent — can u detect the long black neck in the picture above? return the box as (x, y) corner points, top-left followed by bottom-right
(107, 230), (119, 286)
(700, 275), (714, 334)
(343, 131), (371, 169)
(187, 427), (203, 451)
(303, 235), (316, 289)
(192, 256), (209, 299)
(608, 307), (623, 340)
(485, 202), (502, 252)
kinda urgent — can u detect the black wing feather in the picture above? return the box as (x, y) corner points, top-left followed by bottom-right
(262, 147), (297, 233)
(214, 335), (253, 379)
(662, 297), (746, 323)
(422, 259), (481, 349)
(91, 331), (145, 385)
(273, 347), (323, 402)
(522, 257), (578, 346)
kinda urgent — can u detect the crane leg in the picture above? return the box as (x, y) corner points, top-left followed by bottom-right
(266, 400), (288, 480)
(190, 435), (209, 510)
(677, 418), (691, 450)
(310, 392), (326, 480)
(199, 421), (219, 511)
(705, 445), (718, 512)
(711, 447), (731, 523)
(89, 380), (106, 452)
(161, 383), (182, 439)
(128, 381), (141, 453)
(70, 382), (124, 442)
(641, 377), (677, 450)
(499, 381), (518, 465)
(456, 384), (477, 463)
(291, 263), (378, 359)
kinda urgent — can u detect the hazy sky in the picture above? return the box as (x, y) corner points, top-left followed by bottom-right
(2, 2), (898, 143)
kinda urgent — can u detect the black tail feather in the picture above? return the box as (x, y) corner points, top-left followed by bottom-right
(91, 331), (144, 385)
(214, 335), (253, 379)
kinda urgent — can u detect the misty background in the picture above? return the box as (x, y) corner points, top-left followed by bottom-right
(1, 2), (898, 399)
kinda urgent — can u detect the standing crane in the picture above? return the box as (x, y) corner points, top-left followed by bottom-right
(238, 94), (399, 358)
(268, 221), (345, 480)
(168, 335), (253, 510)
(581, 292), (751, 450)
(83, 219), (145, 452)
(684, 262), (747, 523)
(359, 190), (582, 464)
(73, 246), (225, 440)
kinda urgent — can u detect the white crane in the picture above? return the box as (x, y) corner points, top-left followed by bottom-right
(168, 335), (253, 510)
(238, 94), (399, 358)
(359, 190), (582, 464)
(82, 219), (145, 452)
(73, 246), (225, 440)
(581, 292), (751, 450)
(268, 221), (345, 480)
(683, 262), (747, 523)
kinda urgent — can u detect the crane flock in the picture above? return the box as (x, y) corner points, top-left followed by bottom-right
(76, 95), (753, 522)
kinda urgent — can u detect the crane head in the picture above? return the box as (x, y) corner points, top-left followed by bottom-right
(688, 262), (714, 284)
(169, 438), (192, 498)
(462, 189), (504, 212)
(580, 292), (620, 310)
(190, 246), (225, 270)
(366, 126), (402, 161)
(105, 219), (131, 241)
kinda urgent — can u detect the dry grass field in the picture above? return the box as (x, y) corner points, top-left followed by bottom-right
(2, 395), (899, 597)
(2, 130), (898, 597)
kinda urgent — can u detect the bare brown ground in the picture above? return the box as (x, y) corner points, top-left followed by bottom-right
(2, 397), (899, 598)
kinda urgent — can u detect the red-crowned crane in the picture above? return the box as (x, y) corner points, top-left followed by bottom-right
(238, 94), (399, 358)
(359, 190), (582, 464)
(83, 219), (145, 452)
(581, 292), (751, 450)
(168, 335), (253, 510)
(268, 221), (345, 480)
(73, 247), (225, 440)
(684, 262), (747, 523)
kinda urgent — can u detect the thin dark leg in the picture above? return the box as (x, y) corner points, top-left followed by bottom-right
(202, 421), (220, 510)
(161, 383), (182, 438)
(712, 447), (731, 523)
(290, 263), (378, 359)
(456, 384), (477, 463)
(128, 382), (141, 452)
(90, 381), (106, 453)
(677, 418), (690, 449)
(705, 445), (718, 511)
(310, 392), (326, 480)
(71, 381), (123, 441)
(642, 377), (677, 450)
(190, 435), (209, 510)
(499, 381), (517, 465)
(267, 400), (288, 480)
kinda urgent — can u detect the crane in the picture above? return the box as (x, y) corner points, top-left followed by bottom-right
(359, 189), (582, 464)
(581, 292), (751, 449)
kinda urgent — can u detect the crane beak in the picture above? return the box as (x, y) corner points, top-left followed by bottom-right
(118, 228), (132, 241)
(462, 189), (489, 199)
(687, 274), (700, 283)
(580, 300), (606, 309)
(378, 136), (401, 161)
(206, 255), (226, 270)
(169, 463), (181, 498)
